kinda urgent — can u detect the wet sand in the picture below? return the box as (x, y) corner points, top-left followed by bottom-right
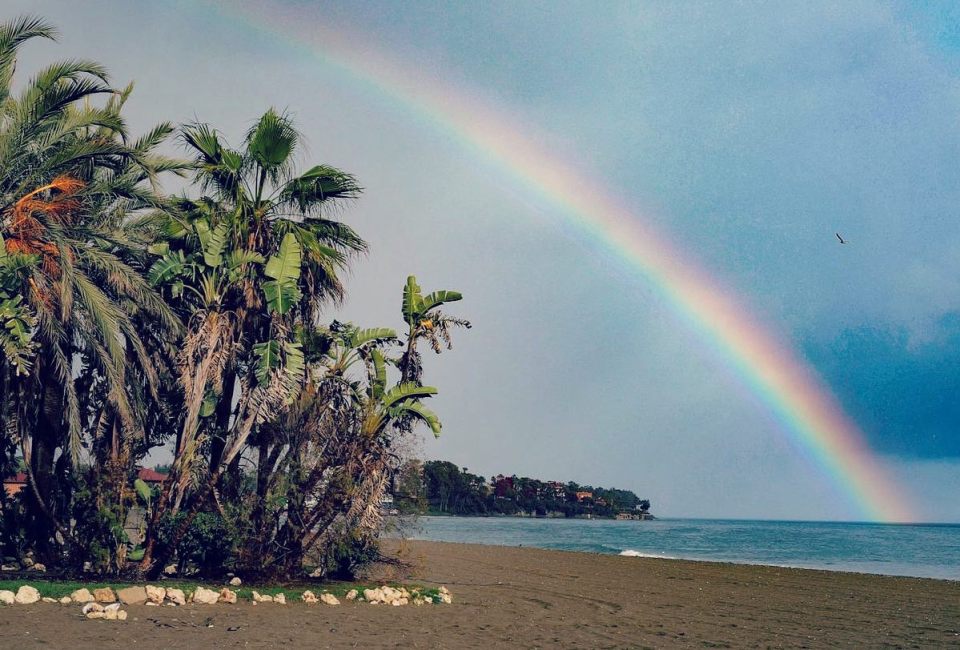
(0, 540), (957, 648)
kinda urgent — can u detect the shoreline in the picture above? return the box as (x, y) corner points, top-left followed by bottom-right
(403, 515), (960, 582)
(0, 540), (955, 648)
(404, 537), (960, 583)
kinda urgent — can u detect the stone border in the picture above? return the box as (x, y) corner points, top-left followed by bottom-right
(0, 583), (452, 615)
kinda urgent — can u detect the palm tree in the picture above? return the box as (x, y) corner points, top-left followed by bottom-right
(181, 109), (365, 309)
(180, 110), (365, 468)
(139, 110), (367, 573)
(0, 16), (183, 559)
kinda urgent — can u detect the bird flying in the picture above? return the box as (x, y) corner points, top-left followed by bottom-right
(836, 233), (846, 244)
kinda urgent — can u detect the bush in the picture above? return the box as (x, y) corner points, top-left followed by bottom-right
(156, 511), (236, 576)
(312, 532), (380, 580)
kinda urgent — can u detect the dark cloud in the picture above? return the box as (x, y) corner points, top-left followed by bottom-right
(804, 315), (960, 459)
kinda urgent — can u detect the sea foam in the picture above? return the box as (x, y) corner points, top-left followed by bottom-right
(620, 549), (675, 559)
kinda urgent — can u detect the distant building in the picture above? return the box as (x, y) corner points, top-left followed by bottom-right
(3, 472), (26, 498)
(546, 481), (566, 499)
(137, 467), (168, 484)
(575, 491), (593, 502)
(380, 493), (398, 515)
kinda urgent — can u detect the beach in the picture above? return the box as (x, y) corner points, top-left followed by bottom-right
(0, 540), (957, 648)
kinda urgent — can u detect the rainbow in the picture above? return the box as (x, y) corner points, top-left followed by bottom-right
(206, 1), (913, 522)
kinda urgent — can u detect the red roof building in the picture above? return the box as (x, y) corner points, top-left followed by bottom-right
(137, 468), (168, 484)
(3, 472), (27, 497)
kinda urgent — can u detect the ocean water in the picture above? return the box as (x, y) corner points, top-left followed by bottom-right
(405, 516), (960, 581)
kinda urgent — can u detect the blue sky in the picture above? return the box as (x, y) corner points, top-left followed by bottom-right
(9, 0), (960, 521)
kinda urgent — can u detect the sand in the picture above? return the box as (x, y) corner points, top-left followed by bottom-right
(0, 540), (957, 648)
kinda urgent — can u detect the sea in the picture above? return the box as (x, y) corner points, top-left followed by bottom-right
(404, 516), (960, 581)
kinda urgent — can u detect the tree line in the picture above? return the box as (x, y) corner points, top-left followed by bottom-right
(395, 461), (652, 518)
(0, 17), (469, 579)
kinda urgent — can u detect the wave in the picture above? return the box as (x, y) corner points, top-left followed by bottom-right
(619, 549), (676, 559)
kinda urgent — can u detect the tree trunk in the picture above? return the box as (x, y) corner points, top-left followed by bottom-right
(278, 440), (307, 577)
(208, 368), (236, 472)
(27, 369), (63, 563)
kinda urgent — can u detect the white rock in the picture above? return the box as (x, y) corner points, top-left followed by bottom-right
(301, 590), (318, 604)
(319, 593), (339, 606)
(274, 593), (286, 605)
(0, 564), (16, 571)
(229, 577), (241, 587)
(345, 589), (358, 601)
(31, 563), (46, 572)
(116, 586), (147, 605)
(103, 602), (121, 612)
(0, 590), (14, 605)
(309, 567), (323, 578)
(145, 585), (165, 604)
(92, 587), (116, 603)
(86, 611), (105, 619)
(380, 586), (398, 600)
(15, 585), (40, 604)
(22, 556), (34, 567)
(251, 590), (273, 603)
(218, 588), (237, 604)
(117, 610), (127, 621)
(165, 588), (185, 606)
(58, 596), (71, 605)
(81, 602), (103, 614)
(163, 564), (177, 576)
(192, 586), (220, 605)
(362, 588), (382, 603)
(41, 597), (56, 603)
(70, 588), (94, 603)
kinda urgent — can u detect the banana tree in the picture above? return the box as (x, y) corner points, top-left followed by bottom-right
(293, 279), (466, 574)
(229, 271), (467, 578)
(399, 276), (471, 384)
(140, 207), (308, 567)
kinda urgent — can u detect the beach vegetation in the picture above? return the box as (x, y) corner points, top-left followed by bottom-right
(0, 16), (468, 581)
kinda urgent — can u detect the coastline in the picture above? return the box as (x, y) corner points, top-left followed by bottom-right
(403, 515), (960, 581)
(0, 540), (957, 648)
(413, 511), (656, 520)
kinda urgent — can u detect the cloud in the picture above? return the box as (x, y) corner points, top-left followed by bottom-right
(804, 314), (960, 459)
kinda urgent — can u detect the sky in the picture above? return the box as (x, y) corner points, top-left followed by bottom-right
(8, 0), (960, 522)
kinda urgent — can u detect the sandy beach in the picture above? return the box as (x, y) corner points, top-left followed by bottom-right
(0, 540), (957, 648)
